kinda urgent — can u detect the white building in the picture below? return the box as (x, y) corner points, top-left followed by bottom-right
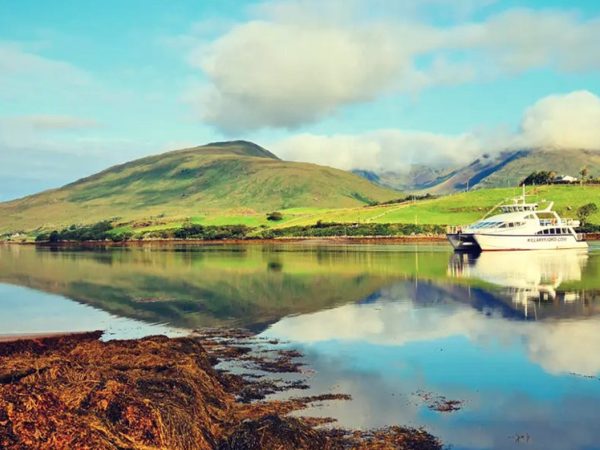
(553, 175), (578, 184)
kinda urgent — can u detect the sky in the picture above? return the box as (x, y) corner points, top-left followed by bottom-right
(1, 0), (600, 200)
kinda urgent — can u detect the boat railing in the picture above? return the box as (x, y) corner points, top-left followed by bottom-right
(564, 218), (581, 227)
(446, 225), (465, 234)
(577, 233), (585, 241)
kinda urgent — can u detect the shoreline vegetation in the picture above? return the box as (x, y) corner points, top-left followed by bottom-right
(24, 221), (447, 244)
(2, 221), (445, 245)
(0, 331), (442, 450)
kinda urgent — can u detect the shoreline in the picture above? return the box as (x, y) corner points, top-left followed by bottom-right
(3, 232), (599, 247)
(0, 330), (442, 449)
(0, 331), (87, 343)
(3, 235), (463, 247)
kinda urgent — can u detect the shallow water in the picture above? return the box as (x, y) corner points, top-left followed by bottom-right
(2, 243), (600, 449)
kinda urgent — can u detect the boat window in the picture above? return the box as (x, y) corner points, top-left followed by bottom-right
(543, 229), (550, 235)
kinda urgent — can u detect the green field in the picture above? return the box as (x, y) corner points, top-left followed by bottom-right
(268, 185), (600, 228)
(47, 184), (598, 242)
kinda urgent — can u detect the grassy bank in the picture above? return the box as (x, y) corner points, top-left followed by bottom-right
(4, 185), (600, 242)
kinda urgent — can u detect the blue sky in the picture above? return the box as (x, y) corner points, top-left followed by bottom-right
(1, 0), (600, 200)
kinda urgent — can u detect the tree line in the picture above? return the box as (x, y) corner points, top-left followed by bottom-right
(520, 167), (597, 186)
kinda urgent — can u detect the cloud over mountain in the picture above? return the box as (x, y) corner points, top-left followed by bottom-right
(269, 90), (600, 172)
(273, 130), (482, 171)
(518, 90), (600, 150)
(185, 2), (600, 132)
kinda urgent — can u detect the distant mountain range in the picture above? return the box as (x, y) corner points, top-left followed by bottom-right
(355, 148), (600, 193)
(0, 141), (399, 233)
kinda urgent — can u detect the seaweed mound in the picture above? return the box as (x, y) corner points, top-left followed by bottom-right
(0, 332), (442, 450)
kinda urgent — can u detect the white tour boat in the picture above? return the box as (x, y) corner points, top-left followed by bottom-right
(447, 190), (587, 252)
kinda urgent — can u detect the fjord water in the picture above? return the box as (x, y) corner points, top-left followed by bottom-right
(1, 244), (600, 449)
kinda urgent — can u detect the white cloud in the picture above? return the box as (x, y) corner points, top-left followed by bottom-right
(269, 90), (600, 171)
(1, 115), (100, 131)
(0, 42), (92, 102)
(450, 9), (600, 73)
(183, 4), (600, 132)
(518, 90), (600, 150)
(0, 115), (157, 201)
(0, 42), (90, 81)
(272, 130), (482, 171)
(188, 20), (415, 133)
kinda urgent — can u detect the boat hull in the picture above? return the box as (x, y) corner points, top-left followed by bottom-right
(446, 233), (481, 251)
(473, 233), (587, 251)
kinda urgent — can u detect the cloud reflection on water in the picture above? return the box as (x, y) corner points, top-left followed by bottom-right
(264, 249), (600, 449)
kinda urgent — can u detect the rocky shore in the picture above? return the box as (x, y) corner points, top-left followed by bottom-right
(0, 331), (442, 450)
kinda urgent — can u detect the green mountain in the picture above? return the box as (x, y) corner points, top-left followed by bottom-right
(472, 148), (600, 190)
(357, 148), (600, 194)
(0, 141), (399, 233)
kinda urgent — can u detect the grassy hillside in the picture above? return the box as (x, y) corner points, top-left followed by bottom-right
(267, 185), (600, 228)
(30, 184), (597, 241)
(476, 149), (600, 189)
(0, 141), (399, 233)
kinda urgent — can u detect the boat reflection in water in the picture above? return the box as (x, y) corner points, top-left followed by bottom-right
(448, 249), (589, 319)
(263, 248), (600, 450)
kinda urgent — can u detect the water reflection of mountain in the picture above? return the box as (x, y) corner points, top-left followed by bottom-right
(0, 245), (418, 331)
(2, 245), (600, 332)
(448, 250), (600, 319)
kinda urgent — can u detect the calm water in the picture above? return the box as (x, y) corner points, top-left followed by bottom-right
(2, 243), (600, 450)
